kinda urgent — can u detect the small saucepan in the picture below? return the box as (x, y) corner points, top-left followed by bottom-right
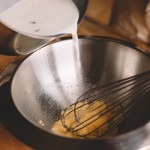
(0, 0), (88, 55)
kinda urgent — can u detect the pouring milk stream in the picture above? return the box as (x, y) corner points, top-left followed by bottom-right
(0, 0), (80, 50)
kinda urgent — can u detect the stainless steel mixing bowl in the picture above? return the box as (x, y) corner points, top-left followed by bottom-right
(0, 36), (150, 150)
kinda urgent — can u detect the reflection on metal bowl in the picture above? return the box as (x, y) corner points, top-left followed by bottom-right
(0, 36), (150, 150)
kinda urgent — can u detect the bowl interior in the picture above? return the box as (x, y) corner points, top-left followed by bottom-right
(11, 37), (150, 137)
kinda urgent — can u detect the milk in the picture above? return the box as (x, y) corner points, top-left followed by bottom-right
(0, 0), (79, 39)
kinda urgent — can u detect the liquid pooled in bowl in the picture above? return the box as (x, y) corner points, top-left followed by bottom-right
(51, 100), (122, 139)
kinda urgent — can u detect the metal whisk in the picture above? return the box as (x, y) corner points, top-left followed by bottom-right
(61, 70), (150, 139)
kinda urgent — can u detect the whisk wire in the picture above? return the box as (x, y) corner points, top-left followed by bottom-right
(61, 70), (150, 138)
(73, 73), (150, 125)
(73, 71), (150, 121)
(61, 70), (150, 122)
(72, 83), (150, 137)
(100, 87), (150, 137)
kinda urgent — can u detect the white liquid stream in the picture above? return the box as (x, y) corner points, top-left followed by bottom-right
(0, 0), (79, 39)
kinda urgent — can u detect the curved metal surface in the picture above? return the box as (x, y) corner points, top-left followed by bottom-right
(0, 36), (150, 150)
(0, 0), (88, 55)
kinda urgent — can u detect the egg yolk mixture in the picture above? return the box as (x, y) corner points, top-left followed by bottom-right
(51, 100), (122, 139)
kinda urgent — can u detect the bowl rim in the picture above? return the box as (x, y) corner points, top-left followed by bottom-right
(1, 35), (150, 149)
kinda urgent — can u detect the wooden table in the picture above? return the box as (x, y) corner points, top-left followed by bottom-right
(0, 0), (122, 149)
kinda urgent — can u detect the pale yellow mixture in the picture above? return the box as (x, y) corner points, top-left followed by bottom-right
(51, 100), (121, 139)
